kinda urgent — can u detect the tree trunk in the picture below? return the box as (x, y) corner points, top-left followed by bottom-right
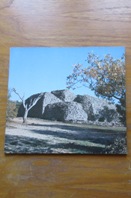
(23, 109), (29, 124)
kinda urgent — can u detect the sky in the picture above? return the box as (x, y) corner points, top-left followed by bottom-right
(8, 46), (125, 101)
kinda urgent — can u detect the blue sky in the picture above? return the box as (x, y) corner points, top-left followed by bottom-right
(8, 46), (125, 101)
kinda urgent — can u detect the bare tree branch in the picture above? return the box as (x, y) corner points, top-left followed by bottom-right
(12, 88), (26, 108)
(12, 88), (43, 123)
(28, 93), (43, 111)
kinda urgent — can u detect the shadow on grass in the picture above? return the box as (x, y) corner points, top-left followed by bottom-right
(30, 126), (126, 145)
(4, 134), (106, 154)
(5, 121), (127, 154)
(29, 122), (122, 133)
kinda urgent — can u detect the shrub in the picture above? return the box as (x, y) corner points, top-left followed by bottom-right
(105, 137), (127, 154)
(6, 100), (17, 120)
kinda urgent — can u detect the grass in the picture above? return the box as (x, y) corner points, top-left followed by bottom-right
(4, 118), (127, 154)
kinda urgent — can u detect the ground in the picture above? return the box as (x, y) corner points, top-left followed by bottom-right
(4, 118), (127, 154)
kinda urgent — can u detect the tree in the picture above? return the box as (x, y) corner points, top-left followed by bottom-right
(6, 90), (17, 120)
(66, 53), (126, 125)
(12, 89), (43, 123)
(116, 91), (126, 126)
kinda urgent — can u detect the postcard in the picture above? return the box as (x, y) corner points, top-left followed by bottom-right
(5, 47), (127, 154)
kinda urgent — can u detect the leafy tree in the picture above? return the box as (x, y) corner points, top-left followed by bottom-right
(66, 53), (126, 125)
(12, 89), (43, 123)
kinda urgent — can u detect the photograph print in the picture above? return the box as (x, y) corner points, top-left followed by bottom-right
(5, 47), (127, 154)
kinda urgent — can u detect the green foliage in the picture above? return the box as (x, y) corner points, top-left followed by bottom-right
(105, 137), (127, 154)
(67, 53), (125, 101)
(6, 90), (21, 120)
(99, 106), (118, 123)
(66, 53), (126, 125)
(15, 101), (22, 115)
(116, 92), (126, 126)
(6, 100), (17, 120)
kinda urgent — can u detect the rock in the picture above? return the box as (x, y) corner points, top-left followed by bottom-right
(74, 94), (118, 123)
(18, 92), (62, 118)
(42, 92), (62, 113)
(17, 89), (122, 126)
(18, 93), (44, 118)
(43, 101), (88, 122)
(51, 89), (76, 102)
(74, 95), (94, 120)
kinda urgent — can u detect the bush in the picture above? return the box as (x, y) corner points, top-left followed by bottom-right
(6, 100), (17, 120)
(105, 137), (127, 154)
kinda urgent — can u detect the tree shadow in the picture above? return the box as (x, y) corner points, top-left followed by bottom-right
(4, 134), (106, 154)
(4, 122), (126, 154)
(30, 128), (123, 145)
(29, 122), (122, 133)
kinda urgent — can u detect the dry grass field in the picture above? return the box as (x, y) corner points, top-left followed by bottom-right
(5, 118), (126, 154)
